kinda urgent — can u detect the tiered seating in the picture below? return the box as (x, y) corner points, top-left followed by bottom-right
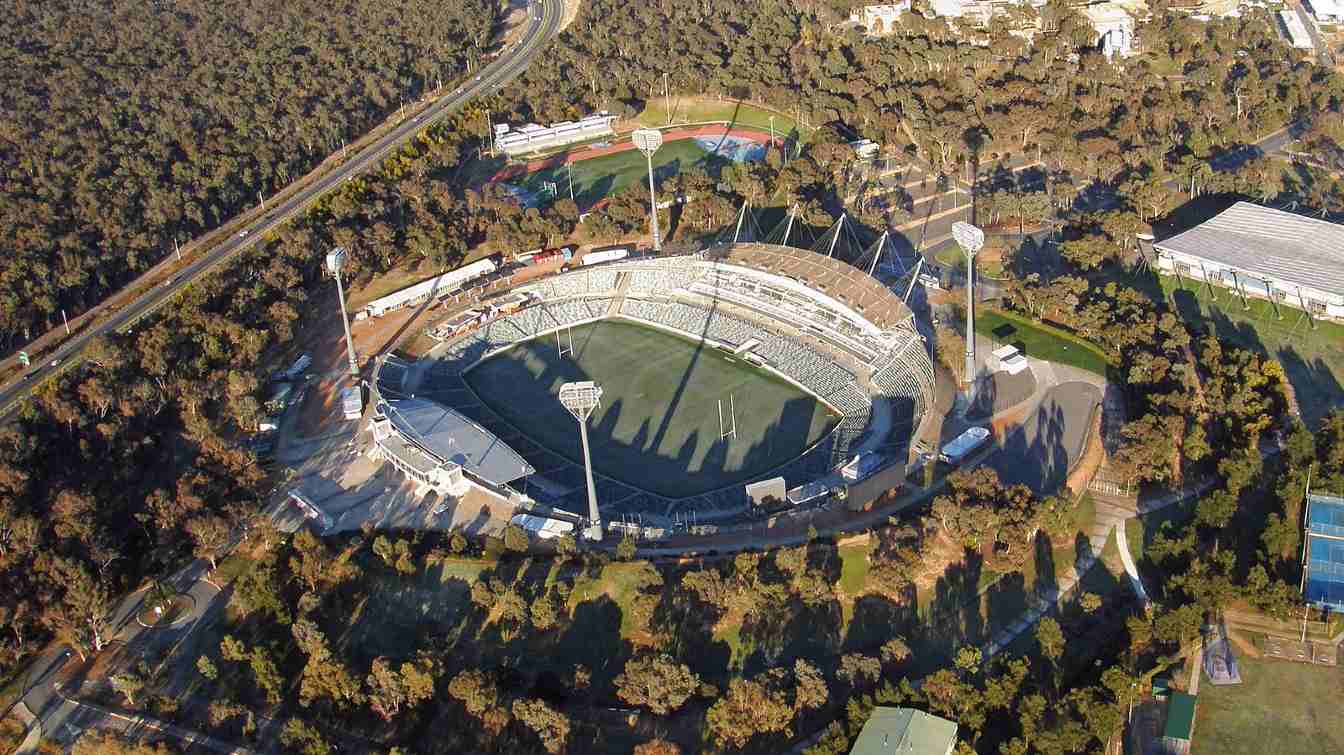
(586, 269), (618, 293)
(546, 272), (593, 299)
(523, 268), (621, 300)
(624, 258), (698, 294)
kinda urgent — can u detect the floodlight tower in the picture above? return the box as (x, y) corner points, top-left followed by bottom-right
(559, 381), (605, 541)
(326, 247), (360, 378)
(632, 128), (664, 252)
(951, 221), (985, 405)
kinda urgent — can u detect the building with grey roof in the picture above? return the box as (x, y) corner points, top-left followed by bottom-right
(370, 397), (535, 499)
(1152, 202), (1344, 320)
(849, 707), (958, 755)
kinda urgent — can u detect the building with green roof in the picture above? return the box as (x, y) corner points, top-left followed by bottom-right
(1161, 690), (1197, 753)
(850, 707), (958, 755)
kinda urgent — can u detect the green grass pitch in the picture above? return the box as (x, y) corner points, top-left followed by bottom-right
(463, 319), (839, 499)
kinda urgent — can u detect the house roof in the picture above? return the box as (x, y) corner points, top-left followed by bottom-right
(1163, 691), (1197, 741)
(850, 707), (958, 755)
(1153, 202), (1344, 296)
(380, 398), (534, 484)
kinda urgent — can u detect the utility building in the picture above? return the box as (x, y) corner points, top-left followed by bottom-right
(849, 707), (958, 755)
(1152, 202), (1344, 320)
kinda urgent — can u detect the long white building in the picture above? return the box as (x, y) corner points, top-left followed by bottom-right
(1279, 9), (1315, 49)
(1308, 0), (1344, 23)
(495, 113), (617, 156)
(1152, 202), (1344, 320)
(362, 258), (497, 318)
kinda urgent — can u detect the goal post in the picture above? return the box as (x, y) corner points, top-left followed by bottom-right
(718, 394), (738, 442)
(556, 326), (575, 359)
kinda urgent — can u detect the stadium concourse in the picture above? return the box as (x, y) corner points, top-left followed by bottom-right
(367, 243), (937, 537)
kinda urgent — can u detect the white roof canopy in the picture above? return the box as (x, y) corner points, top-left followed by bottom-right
(1153, 202), (1344, 296)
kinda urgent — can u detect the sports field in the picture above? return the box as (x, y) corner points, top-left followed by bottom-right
(463, 319), (838, 498)
(1194, 653), (1344, 755)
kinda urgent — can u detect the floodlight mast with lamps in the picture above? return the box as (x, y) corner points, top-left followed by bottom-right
(559, 381), (605, 541)
(632, 128), (664, 252)
(326, 247), (360, 378)
(951, 222), (985, 404)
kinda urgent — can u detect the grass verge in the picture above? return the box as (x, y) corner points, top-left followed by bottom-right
(636, 97), (808, 138)
(1194, 653), (1344, 755)
(975, 309), (1111, 376)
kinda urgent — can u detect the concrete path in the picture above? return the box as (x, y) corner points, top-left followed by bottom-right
(1114, 521), (1149, 605)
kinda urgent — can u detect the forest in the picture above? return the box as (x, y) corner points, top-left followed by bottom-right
(0, 0), (497, 345)
(4, 0), (1344, 751)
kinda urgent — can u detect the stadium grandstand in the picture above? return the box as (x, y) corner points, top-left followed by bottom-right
(494, 113), (617, 156)
(1153, 202), (1344, 320)
(369, 243), (935, 531)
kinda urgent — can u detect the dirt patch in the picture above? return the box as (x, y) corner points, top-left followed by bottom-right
(496, 0), (534, 47)
(836, 533), (871, 548)
(1065, 410), (1105, 497)
(296, 376), (348, 437)
(559, 0), (582, 30)
(1227, 628), (1262, 658)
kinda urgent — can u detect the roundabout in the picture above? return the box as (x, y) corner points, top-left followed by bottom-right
(134, 593), (195, 630)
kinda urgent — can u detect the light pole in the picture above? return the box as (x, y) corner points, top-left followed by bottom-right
(768, 115), (776, 148)
(326, 247), (360, 378)
(632, 128), (664, 252)
(559, 381), (604, 541)
(952, 221), (984, 407)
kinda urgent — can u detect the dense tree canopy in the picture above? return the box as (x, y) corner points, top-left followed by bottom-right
(0, 0), (496, 342)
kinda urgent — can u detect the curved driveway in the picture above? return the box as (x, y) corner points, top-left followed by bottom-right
(0, 0), (565, 418)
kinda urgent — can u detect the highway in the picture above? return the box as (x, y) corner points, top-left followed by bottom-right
(0, 0), (564, 419)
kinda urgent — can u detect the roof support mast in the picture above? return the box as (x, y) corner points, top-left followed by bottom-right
(868, 231), (888, 277)
(732, 202), (749, 245)
(827, 214), (846, 258)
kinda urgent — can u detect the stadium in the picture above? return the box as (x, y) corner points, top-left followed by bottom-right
(371, 242), (935, 528)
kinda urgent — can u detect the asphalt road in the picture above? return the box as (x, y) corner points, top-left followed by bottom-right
(0, 0), (564, 419)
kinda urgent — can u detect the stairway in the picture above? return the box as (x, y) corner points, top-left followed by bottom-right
(606, 272), (632, 316)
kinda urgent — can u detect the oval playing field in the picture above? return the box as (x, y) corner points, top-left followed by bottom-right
(463, 318), (839, 499)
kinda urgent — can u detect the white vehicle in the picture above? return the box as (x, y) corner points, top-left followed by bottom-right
(580, 247), (630, 266)
(340, 386), (362, 421)
(939, 427), (991, 465)
(238, 230), (248, 237)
